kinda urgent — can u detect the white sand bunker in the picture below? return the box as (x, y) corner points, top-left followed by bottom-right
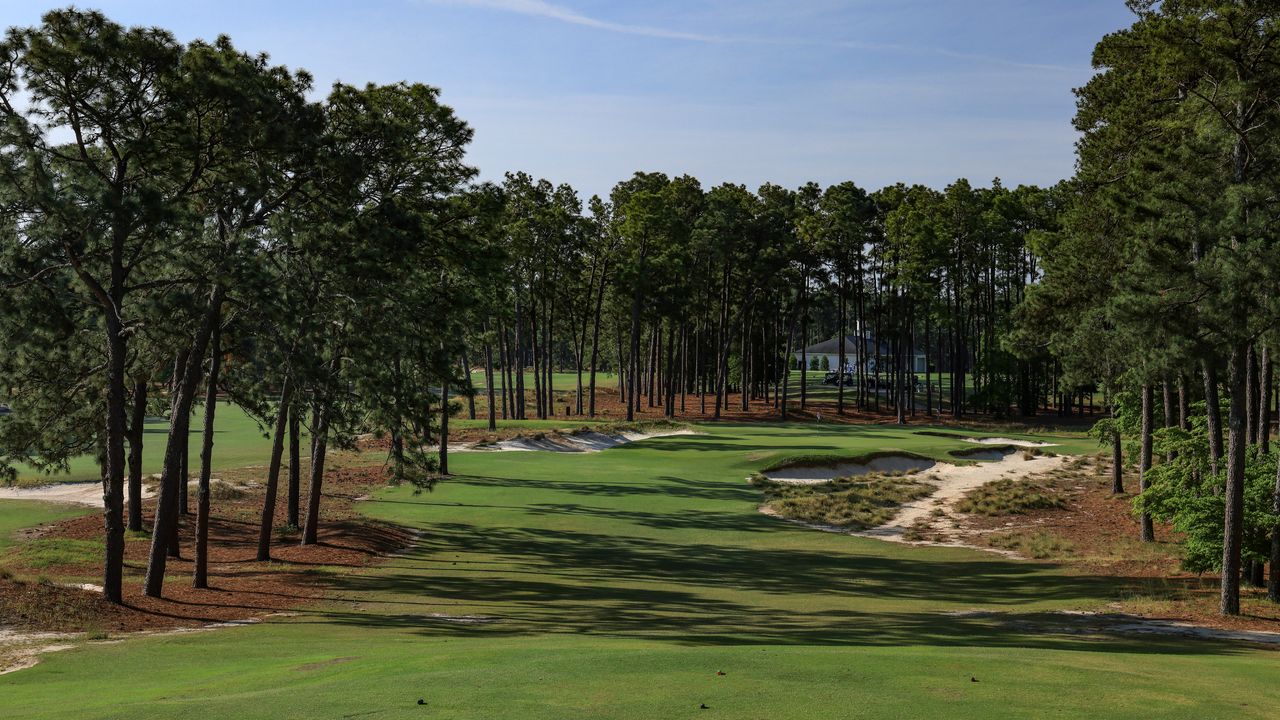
(0, 477), (247, 507)
(0, 482), (146, 507)
(963, 437), (1057, 448)
(762, 455), (936, 485)
(761, 451), (1069, 555)
(856, 452), (1065, 543)
(457, 428), (697, 454)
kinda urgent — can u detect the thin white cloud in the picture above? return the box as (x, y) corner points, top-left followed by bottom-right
(429, 0), (732, 42)
(423, 0), (1087, 73)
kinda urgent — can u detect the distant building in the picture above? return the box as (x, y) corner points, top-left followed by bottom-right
(793, 328), (929, 374)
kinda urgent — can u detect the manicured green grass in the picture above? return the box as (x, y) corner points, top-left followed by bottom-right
(0, 500), (92, 551)
(2, 423), (1275, 719)
(467, 370), (619, 393)
(10, 401), (286, 483)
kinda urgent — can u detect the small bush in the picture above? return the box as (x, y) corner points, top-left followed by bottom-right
(956, 479), (1064, 516)
(209, 482), (247, 501)
(0, 566), (13, 581)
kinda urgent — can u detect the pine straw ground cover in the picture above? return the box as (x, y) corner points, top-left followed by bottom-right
(0, 465), (413, 636)
(950, 454), (1280, 631)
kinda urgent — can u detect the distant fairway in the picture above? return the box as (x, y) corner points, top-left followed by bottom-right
(8, 402), (284, 483)
(4, 423), (1277, 720)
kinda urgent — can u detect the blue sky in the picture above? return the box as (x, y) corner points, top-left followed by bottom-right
(3, 1), (1134, 199)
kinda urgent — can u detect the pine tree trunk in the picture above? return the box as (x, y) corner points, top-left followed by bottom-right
(514, 301), (526, 420)
(1139, 383), (1155, 542)
(462, 350), (476, 420)
(1268, 452), (1280, 603)
(439, 374), (450, 476)
(194, 320), (222, 589)
(287, 406), (301, 529)
(102, 310), (129, 604)
(781, 297), (796, 421)
(1221, 343), (1248, 616)
(1247, 346), (1259, 445)
(588, 265), (606, 418)
(257, 376), (293, 561)
(837, 277), (847, 415)
(627, 287), (642, 422)
(1111, 397), (1121, 491)
(144, 285), (223, 598)
(301, 402), (330, 547)
(127, 377), (148, 533)
(484, 330), (498, 432)
(1204, 362), (1224, 476)
(1260, 345), (1272, 454)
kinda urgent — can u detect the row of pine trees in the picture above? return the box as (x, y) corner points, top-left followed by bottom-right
(2, 4), (1279, 618)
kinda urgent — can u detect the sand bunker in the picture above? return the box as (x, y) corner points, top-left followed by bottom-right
(856, 452), (1065, 543)
(762, 455), (936, 485)
(0, 478), (249, 507)
(0, 482), (132, 507)
(761, 451), (1068, 554)
(963, 437), (1057, 448)
(950, 447), (1014, 462)
(456, 428), (697, 454)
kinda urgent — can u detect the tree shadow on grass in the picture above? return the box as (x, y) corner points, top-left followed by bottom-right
(446, 474), (756, 503)
(311, 517), (1247, 657)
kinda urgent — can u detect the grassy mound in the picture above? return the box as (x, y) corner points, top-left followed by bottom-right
(753, 472), (935, 530)
(956, 479), (1064, 516)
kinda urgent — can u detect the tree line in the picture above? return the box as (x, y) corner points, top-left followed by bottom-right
(3, 4), (1276, 620)
(0, 9), (1106, 605)
(1016, 0), (1280, 616)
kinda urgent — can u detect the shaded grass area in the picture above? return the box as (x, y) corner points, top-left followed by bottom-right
(2, 423), (1278, 719)
(753, 473), (934, 529)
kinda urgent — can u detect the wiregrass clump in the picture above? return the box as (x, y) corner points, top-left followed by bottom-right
(752, 473), (934, 530)
(955, 479), (1065, 516)
(986, 530), (1074, 559)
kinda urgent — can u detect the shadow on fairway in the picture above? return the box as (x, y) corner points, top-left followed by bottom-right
(445, 474), (756, 503)
(310, 516), (1246, 658)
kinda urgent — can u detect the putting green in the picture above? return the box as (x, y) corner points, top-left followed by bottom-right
(1, 423), (1275, 719)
